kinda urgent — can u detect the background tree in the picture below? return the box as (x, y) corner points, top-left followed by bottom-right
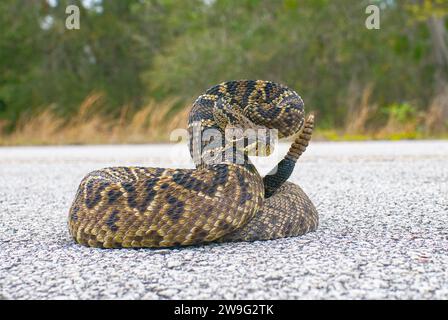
(0, 0), (446, 140)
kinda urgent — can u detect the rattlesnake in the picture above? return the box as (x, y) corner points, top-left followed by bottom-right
(68, 80), (318, 248)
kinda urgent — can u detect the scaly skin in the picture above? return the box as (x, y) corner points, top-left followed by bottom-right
(68, 80), (318, 248)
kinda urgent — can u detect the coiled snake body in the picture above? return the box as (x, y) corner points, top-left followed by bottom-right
(68, 80), (318, 248)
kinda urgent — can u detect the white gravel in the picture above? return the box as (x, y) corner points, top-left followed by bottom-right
(0, 141), (447, 300)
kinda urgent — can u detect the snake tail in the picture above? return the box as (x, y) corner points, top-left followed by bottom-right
(263, 114), (314, 198)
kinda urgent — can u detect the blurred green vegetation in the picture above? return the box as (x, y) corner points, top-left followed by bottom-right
(0, 0), (447, 143)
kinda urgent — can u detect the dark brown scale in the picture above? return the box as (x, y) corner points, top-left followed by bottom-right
(241, 80), (256, 107)
(107, 189), (122, 204)
(70, 205), (79, 221)
(235, 168), (252, 205)
(106, 209), (120, 232)
(165, 195), (184, 222)
(84, 179), (108, 209)
(121, 182), (138, 208)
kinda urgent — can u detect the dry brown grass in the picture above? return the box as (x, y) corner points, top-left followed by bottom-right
(425, 86), (448, 135)
(375, 117), (420, 140)
(1, 90), (447, 145)
(345, 83), (378, 135)
(0, 93), (191, 146)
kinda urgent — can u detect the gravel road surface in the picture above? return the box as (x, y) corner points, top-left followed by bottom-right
(0, 141), (447, 299)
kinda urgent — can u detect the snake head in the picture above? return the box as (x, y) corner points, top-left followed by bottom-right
(277, 94), (305, 138)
